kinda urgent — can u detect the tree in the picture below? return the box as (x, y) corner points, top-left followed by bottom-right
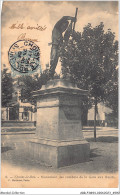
(19, 69), (51, 103)
(60, 22), (118, 141)
(2, 68), (14, 107)
(104, 67), (118, 127)
(19, 74), (41, 103)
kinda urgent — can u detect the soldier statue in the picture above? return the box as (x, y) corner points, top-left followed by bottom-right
(49, 11), (78, 79)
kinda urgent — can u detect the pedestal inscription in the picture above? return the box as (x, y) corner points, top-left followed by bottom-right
(62, 106), (81, 120)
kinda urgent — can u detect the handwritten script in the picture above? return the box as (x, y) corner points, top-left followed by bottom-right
(9, 23), (47, 31)
(17, 33), (39, 42)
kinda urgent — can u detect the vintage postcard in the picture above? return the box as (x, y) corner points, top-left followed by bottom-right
(1, 0), (119, 190)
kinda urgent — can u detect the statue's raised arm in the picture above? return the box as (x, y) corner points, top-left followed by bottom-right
(54, 16), (76, 29)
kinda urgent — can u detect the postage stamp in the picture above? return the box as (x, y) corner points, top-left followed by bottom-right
(8, 40), (40, 73)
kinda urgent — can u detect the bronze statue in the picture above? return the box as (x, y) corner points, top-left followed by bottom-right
(49, 9), (78, 79)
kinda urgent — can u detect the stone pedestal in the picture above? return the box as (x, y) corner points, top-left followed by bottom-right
(30, 79), (90, 168)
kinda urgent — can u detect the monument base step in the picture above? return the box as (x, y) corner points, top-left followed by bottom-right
(29, 138), (90, 168)
(1, 127), (36, 133)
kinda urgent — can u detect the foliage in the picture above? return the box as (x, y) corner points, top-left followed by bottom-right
(2, 68), (14, 107)
(104, 68), (118, 118)
(19, 69), (51, 102)
(60, 22), (118, 96)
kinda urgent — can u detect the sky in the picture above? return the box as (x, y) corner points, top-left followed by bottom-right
(1, 1), (118, 73)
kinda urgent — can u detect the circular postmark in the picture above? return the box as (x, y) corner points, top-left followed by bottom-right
(8, 40), (40, 73)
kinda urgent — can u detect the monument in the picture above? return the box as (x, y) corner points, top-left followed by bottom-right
(29, 9), (90, 168)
